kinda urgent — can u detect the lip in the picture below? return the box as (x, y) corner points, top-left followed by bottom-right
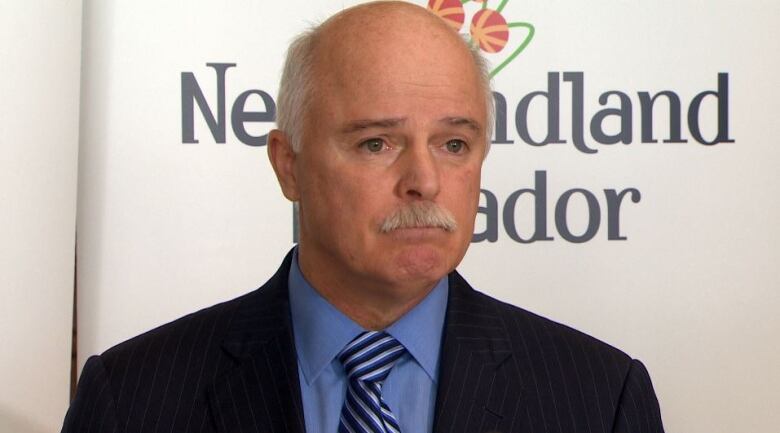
(384, 226), (448, 241)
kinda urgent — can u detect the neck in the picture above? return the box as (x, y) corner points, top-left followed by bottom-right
(326, 286), (433, 330)
(296, 247), (438, 330)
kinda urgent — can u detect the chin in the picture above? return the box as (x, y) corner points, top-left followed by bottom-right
(389, 243), (454, 284)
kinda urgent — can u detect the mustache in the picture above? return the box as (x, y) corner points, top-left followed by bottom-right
(379, 202), (457, 233)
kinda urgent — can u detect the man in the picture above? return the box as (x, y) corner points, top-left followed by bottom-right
(63, 2), (664, 432)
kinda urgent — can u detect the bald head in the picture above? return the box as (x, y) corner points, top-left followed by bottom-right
(275, 1), (493, 152)
(316, 1), (461, 54)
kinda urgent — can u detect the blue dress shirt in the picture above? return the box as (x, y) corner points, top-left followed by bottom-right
(288, 251), (448, 433)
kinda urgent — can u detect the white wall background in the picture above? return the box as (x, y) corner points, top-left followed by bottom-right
(3, 0), (777, 432)
(76, 1), (780, 432)
(0, 1), (83, 432)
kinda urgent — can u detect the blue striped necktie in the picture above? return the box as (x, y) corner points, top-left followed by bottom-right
(337, 331), (407, 433)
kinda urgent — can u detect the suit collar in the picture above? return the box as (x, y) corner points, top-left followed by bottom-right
(219, 253), (294, 359)
(433, 271), (525, 433)
(208, 250), (306, 433)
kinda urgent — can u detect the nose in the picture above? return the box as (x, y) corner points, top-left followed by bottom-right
(396, 144), (440, 200)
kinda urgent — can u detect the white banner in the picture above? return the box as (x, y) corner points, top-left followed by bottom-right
(76, 1), (780, 432)
(0, 1), (82, 432)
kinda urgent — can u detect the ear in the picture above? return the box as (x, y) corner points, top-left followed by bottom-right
(267, 129), (300, 201)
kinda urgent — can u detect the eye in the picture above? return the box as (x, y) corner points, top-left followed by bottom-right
(360, 138), (386, 153)
(444, 139), (466, 154)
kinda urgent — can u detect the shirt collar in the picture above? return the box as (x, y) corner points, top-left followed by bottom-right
(288, 248), (448, 385)
(385, 275), (448, 382)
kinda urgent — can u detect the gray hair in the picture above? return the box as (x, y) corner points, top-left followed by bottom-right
(276, 27), (318, 153)
(275, 22), (495, 154)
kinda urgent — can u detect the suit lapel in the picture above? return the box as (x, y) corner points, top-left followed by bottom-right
(207, 253), (306, 433)
(205, 257), (526, 433)
(433, 272), (525, 433)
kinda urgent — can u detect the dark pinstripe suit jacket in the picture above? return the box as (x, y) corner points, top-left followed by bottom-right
(62, 252), (664, 433)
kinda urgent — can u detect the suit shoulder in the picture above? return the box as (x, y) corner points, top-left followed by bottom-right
(69, 291), (257, 431)
(451, 277), (633, 371)
(98, 289), (252, 371)
(97, 252), (295, 367)
(502, 296), (628, 361)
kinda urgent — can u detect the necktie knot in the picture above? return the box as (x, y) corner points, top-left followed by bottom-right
(338, 331), (406, 384)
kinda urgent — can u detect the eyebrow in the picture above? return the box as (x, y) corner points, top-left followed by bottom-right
(339, 118), (407, 134)
(440, 116), (483, 133)
(338, 116), (483, 134)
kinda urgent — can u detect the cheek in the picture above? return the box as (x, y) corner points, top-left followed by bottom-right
(449, 165), (482, 211)
(303, 162), (385, 230)
(298, 159), (348, 230)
